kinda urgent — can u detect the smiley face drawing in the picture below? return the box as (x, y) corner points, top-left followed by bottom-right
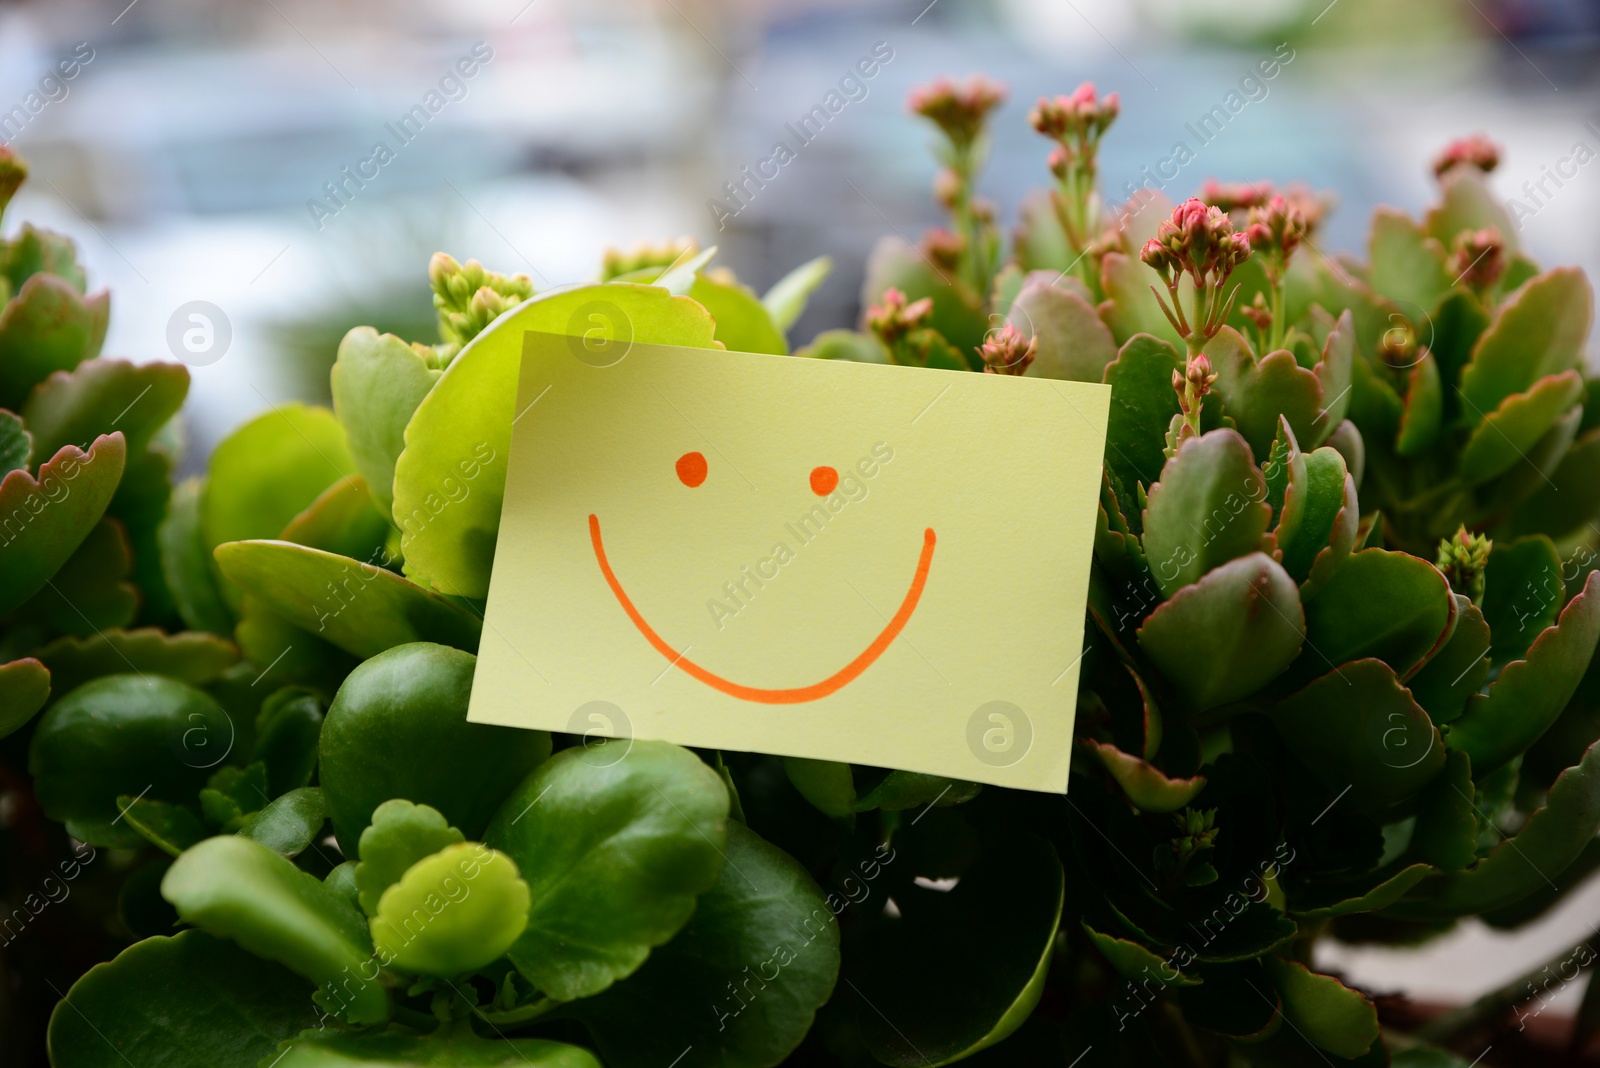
(589, 450), (937, 704)
(468, 331), (1109, 794)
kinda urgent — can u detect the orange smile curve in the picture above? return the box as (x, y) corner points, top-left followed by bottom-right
(589, 514), (936, 704)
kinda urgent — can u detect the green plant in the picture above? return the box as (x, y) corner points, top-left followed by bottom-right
(8, 72), (1600, 1068)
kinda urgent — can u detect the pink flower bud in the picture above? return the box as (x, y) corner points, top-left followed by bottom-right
(1432, 134), (1500, 179)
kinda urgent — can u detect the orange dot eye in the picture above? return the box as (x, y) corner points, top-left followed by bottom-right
(676, 451), (707, 488)
(810, 465), (839, 496)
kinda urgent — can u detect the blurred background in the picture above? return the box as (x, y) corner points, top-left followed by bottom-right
(2, 0), (1599, 1025)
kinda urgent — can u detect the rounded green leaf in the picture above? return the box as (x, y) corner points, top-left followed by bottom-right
(330, 327), (443, 516)
(1458, 266), (1592, 417)
(47, 931), (315, 1068)
(793, 328), (890, 363)
(849, 834), (1063, 1066)
(21, 515), (137, 636)
(1301, 548), (1455, 679)
(1083, 922), (1201, 987)
(1427, 167), (1518, 254)
(29, 674), (233, 839)
(1481, 533), (1565, 665)
(1006, 276), (1117, 382)
(22, 357), (188, 458)
(485, 741), (729, 1001)
(1263, 957), (1379, 1059)
(1368, 208), (1452, 313)
(853, 770), (982, 812)
(1276, 446), (1357, 593)
(201, 403), (356, 607)
(370, 842), (528, 976)
(214, 540), (481, 659)
(0, 273), (108, 408)
(1395, 351), (1443, 457)
(254, 687), (324, 795)
(1082, 739), (1206, 813)
(240, 787), (330, 858)
(34, 627), (238, 697)
(0, 656), (48, 738)
(1447, 570), (1600, 775)
(1272, 659), (1446, 811)
(1102, 334), (1182, 522)
(161, 835), (388, 1024)
(393, 283), (720, 597)
(689, 273), (787, 354)
(159, 476), (235, 634)
(320, 642), (549, 854)
(1459, 370), (1583, 485)
(1392, 739), (1600, 917)
(355, 799), (466, 916)
(1207, 329), (1323, 461)
(280, 474), (391, 561)
(570, 820), (838, 1068)
(0, 432), (125, 616)
(1137, 552), (1304, 711)
(269, 1027), (601, 1067)
(1406, 596), (1490, 724)
(783, 756), (856, 819)
(1141, 428), (1272, 597)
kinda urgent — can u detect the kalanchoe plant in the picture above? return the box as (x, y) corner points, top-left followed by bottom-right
(11, 72), (1600, 1068)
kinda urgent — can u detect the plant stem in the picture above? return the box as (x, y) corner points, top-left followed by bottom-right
(1415, 930), (1597, 1043)
(1269, 276), (1287, 352)
(475, 997), (557, 1029)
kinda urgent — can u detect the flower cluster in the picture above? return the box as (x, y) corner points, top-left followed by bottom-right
(1436, 525), (1492, 605)
(865, 287), (933, 349)
(1141, 198), (1252, 294)
(908, 75), (1007, 150)
(428, 253), (535, 350)
(977, 322), (1036, 376)
(600, 237), (697, 281)
(1028, 82), (1119, 161)
(1432, 133), (1500, 178)
(1449, 226), (1506, 292)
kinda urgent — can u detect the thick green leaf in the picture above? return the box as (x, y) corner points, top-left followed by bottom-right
(793, 328), (890, 363)
(254, 687), (323, 795)
(0, 656), (48, 737)
(47, 931), (315, 1068)
(762, 255), (832, 333)
(201, 404), (356, 608)
(1458, 370), (1583, 485)
(1458, 267), (1592, 418)
(1411, 749), (1477, 872)
(1263, 957), (1379, 1059)
(691, 273), (787, 355)
(330, 327), (442, 517)
(486, 741), (728, 1001)
(394, 284), (720, 597)
(1505, 428), (1600, 539)
(1208, 328), (1323, 461)
(0, 273), (108, 408)
(570, 821), (838, 1068)
(1426, 167), (1518, 255)
(29, 674), (233, 840)
(1300, 549), (1455, 679)
(320, 642), (550, 854)
(356, 800), (466, 916)
(850, 835), (1063, 1066)
(1012, 189), (1074, 273)
(34, 627), (238, 697)
(1482, 534), (1565, 664)
(1138, 552), (1304, 710)
(1272, 659), (1446, 811)
(1007, 276), (1117, 382)
(268, 1028), (601, 1067)
(20, 516), (137, 635)
(1392, 739), (1600, 917)
(1083, 922), (1201, 987)
(117, 795), (207, 855)
(240, 787), (330, 858)
(22, 357), (188, 458)
(1082, 739), (1206, 813)
(1395, 352), (1443, 457)
(784, 757), (856, 820)
(1369, 209), (1453, 313)
(0, 432), (125, 616)
(162, 834), (387, 1023)
(1406, 597), (1490, 724)
(1102, 334), (1182, 527)
(159, 476), (234, 635)
(1277, 446), (1357, 594)
(280, 474), (391, 562)
(1289, 863), (1434, 919)
(0, 408), (31, 473)
(215, 540), (481, 659)
(1141, 429), (1271, 597)
(2, 223), (89, 294)
(1447, 570), (1600, 775)
(370, 842), (529, 976)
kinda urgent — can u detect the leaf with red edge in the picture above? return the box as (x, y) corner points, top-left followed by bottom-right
(1370, 208), (1453, 313)
(0, 274), (109, 408)
(0, 657), (49, 738)
(1263, 957), (1380, 1059)
(22, 358), (188, 458)
(1140, 429), (1272, 598)
(1206, 327), (1322, 461)
(1080, 738), (1206, 813)
(1007, 275), (1118, 382)
(16, 516), (138, 636)
(1459, 370), (1583, 485)
(1299, 548), (1456, 680)
(1458, 267), (1591, 418)
(1446, 570), (1600, 776)
(34, 628), (238, 697)
(0, 432), (125, 616)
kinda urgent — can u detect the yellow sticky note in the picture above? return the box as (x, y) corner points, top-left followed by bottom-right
(468, 330), (1110, 792)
